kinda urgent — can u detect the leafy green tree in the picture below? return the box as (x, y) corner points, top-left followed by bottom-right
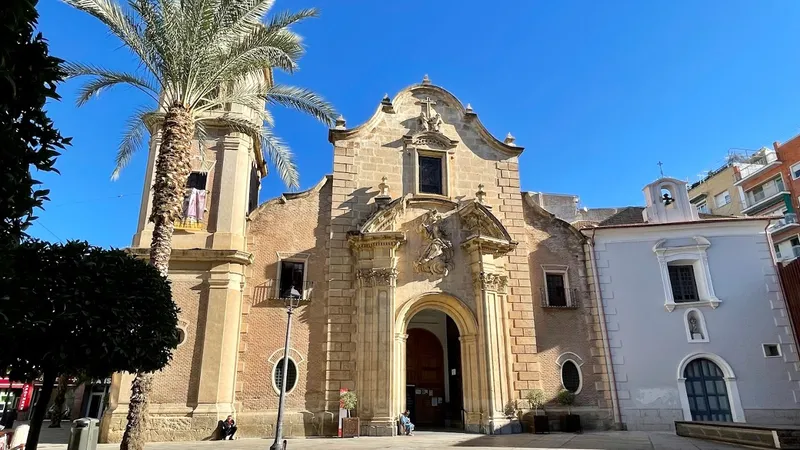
(62, 2), (335, 446)
(0, 0), (70, 247)
(0, 241), (179, 450)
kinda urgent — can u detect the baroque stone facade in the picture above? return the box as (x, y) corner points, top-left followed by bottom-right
(100, 77), (614, 442)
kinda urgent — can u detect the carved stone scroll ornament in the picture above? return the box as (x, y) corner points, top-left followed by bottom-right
(473, 272), (508, 293)
(356, 268), (398, 287)
(414, 210), (454, 277)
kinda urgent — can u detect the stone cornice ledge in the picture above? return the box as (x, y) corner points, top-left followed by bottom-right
(461, 235), (518, 255)
(348, 231), (406, 248)
(127, 248), (254, 265)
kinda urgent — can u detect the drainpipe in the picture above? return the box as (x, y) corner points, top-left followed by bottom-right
(588, 229), (623, 429)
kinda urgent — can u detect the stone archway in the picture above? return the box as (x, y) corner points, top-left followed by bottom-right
(394, 292), (484, 433)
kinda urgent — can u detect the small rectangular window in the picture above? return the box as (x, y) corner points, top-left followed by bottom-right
(545, 273), (567, 307)
(187, 172), (208, 190)
(791, 237), (800, 248)
(775, 244), (783, 260)
(763, 344), (781, 358)
(714, 191), (730, 208)
(792, 163), (800, 180)
(668, 265), (699, 303)
(419, 155), (443, 195)
(278, 260), (305, 298)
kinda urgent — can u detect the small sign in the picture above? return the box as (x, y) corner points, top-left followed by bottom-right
(18, 384), (33, 411)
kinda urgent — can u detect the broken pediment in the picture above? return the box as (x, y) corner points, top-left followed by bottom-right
(458, 200), (513, 241)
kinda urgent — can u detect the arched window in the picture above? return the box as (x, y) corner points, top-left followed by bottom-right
(176, 328), (187, 347)
(273, 358), (298, 394)
(561, 360), (581, 393)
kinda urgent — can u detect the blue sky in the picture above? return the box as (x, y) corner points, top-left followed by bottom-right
(32, 0), (800, 248)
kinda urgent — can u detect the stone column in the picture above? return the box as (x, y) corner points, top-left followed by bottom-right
(464, 238), (516, 434)
(354, 265), (398, 436)
(192, 266), (245, 426)
(392, 333), (408, 423)
(459, 333), (483, 433)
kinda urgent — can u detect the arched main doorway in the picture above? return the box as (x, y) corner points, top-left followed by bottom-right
(395, 293), (481, 433)
(406, 312), (464, 429)
(683, 358), (732, 422)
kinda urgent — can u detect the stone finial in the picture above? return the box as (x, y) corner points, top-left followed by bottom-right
(378, 176), (390, 197)
(465, 103), (474, 114)
(381, 94), (392, 106)
(422, 74), (431, 85)
(375, 176), (391, 207)
(335, 115), (346, 129)
(504, 132), (516, 146)
(475, 184), (487, 205)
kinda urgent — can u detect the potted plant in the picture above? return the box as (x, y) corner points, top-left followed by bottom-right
(556, 390), (581, 433)
(523, 389), (548, 433)
(340, 390), (359, 438)
(503, 400), (522, 433)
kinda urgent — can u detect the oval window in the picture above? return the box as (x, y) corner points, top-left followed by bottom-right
(274, 358), (298, 393)
(176, 328), (186, 346)
(561, 360), (581, 393)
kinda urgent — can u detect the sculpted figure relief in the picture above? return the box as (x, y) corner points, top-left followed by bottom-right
(414, 210), (454, 277)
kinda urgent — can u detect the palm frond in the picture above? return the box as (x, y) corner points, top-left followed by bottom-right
(215, 0), (276, 43)
(66, 62), (159, 105)
(206, 114), (299, 188)
(112, 108), (162, 180)
(266, 84), (336, 126)
(62, 0), (163, 84)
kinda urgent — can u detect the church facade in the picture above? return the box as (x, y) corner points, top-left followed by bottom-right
(100, 77), (618, 441)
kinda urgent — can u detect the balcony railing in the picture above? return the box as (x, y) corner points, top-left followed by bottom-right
(253, 280), (314, 305)
(734, 152), (780, 183)
(742, 182), (787, 213)
(769, 213), (799, 233)
(779, 246), (800, 263)
(540, 287), (579, 309)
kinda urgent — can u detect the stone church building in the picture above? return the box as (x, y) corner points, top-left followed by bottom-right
(100, 77), (618, 441)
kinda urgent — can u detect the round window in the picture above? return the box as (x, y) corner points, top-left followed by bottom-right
(561, 360), (581, 393)
(176, 328), (186, 346)
(274, 358), (298, 393)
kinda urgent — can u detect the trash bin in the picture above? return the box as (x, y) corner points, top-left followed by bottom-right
(67, 418), (99, 450)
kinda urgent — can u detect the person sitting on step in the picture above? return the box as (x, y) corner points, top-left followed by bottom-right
(400, 410), (415, 436)
(220, 415), (237, 440)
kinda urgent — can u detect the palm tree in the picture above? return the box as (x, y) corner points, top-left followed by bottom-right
(62, 1), (336, 448)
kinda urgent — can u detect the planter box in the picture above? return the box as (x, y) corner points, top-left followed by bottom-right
(342, 417), (360, 438)
(522, 412), (550, 434)
(560, 414), (581, 433)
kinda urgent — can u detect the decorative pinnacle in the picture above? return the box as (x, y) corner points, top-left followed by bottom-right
(335, 115), (346, 129)
(465, 103), (474, 114)
(422, 74), (431, 85)
(381, 93), (391, 105)
(476, 184), (487, 205)
(504, 132), (516, 146)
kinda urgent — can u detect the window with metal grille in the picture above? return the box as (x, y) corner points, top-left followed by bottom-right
(668, 265), (699, 303)
(418, 155), (443, 195)
(546, 273), (567, 307)
(561, 361), (581, 393)
(186, 172), (208, 190)
(273, 358), (298, 393)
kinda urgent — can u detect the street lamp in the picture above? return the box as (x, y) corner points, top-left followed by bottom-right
(270, 286), (303, 450)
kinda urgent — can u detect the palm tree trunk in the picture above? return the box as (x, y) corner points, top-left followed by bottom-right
(119, 103), (194, 450)
(48, 375), (69, 428)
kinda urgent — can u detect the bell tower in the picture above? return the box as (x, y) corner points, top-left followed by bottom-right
(642, 177), (699, 224)
(106, 80), (269, 440)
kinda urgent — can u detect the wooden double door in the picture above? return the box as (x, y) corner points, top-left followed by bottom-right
(405, 328), (445, 427)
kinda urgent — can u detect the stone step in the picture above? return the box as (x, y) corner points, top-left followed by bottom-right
(675, 421), (800, 449)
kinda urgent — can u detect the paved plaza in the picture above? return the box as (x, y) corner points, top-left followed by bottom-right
(33, 428), (744, 449)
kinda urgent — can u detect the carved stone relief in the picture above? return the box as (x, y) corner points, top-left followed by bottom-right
(473, 272), (508, 293)
(416, 96), (443, 133)
(414, 209), (454, 277)
(356, 268), (398, 287)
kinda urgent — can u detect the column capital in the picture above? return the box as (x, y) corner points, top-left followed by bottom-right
(356, 267), (398, 287)
(473, 272), (508, 293)
(394, 333), (409, 343)
(459, 334), (478, 343)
